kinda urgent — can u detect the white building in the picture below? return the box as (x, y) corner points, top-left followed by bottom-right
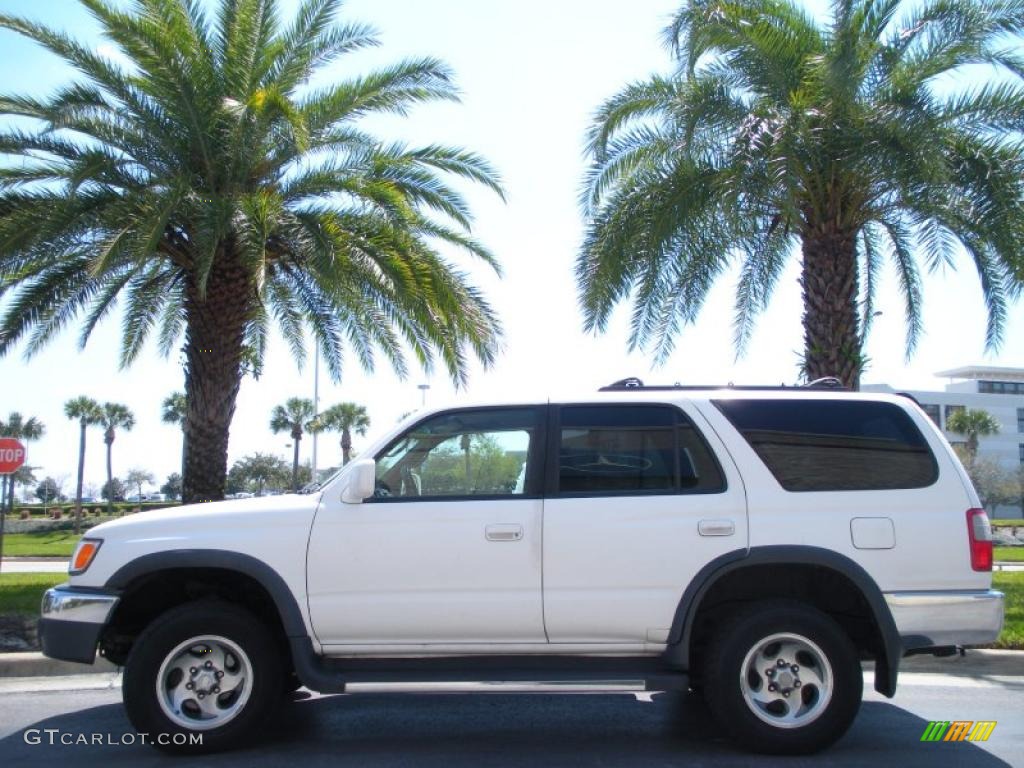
(865, 365), (1024, 517)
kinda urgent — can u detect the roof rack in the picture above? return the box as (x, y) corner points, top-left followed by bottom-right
(598, 376), (847, 392)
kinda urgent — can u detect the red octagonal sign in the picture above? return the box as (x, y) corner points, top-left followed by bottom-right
(0, 438), (26, 474)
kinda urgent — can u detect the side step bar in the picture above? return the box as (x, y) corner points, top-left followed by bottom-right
(290, 638), (689, 693)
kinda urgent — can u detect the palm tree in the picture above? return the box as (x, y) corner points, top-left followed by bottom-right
(0, 0), (504, 504)
(578, 0), (1024, 388)
(99, 403), (135, 514)
(0, 412), (45, 515)
(161, 392), (187, 428)
(946, 408), (1001, 463)
(162, 392), (187, 478)
(271, 398), (316, 492)
(64, 396), (103, 533)
(313, 402), (371, 465)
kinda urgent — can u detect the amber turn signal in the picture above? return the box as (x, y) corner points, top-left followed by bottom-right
(70, 539), (102, 575)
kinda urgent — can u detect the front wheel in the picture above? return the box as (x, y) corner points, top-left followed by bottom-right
(702, 600), (862, 754)
(123, 601), (284, 754)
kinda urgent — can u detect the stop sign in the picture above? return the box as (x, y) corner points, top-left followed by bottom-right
(0, 438), (26, 474)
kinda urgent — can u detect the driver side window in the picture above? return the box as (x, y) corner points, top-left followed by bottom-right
(373, 407), (541, 499)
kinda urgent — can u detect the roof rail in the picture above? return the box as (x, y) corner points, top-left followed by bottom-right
(598, 377), (848, 392)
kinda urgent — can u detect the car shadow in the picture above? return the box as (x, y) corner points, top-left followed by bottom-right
(0, 691), (1012, 767)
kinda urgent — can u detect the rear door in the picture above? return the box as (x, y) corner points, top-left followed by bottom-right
(542, 402), (748, 644)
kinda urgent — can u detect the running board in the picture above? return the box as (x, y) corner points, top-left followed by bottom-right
(289, 638), (688, 694)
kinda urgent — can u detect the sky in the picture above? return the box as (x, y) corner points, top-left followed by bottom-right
(1, 0), (1022, 497)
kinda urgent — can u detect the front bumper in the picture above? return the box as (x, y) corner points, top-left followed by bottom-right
(885, 589), (1004, 651)
(39, 585), (120, 664)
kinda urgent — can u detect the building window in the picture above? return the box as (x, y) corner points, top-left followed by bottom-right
(979, 380), (1024, 395)
(1020, 444), (1024, 464)
(1018, 408), (1024, 433)
(945, 404), (965, 423)
(922, 404), (941, 427)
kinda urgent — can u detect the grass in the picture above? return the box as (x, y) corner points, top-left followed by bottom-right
(0, 573), (65, 615)
(992, 519), (1024, 527)
(1, 531), (80, 557)
(992, 571), (1024, 650)
(995, 547), (1024, 563)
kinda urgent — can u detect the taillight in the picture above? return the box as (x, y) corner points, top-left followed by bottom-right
(966, 508), (993, 572)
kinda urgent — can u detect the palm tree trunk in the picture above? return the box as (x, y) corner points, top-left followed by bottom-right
(341, 428), (352, 465)
(181, 246), (253, 504)
(292, 437), (301, 492)
(74, 420), (87, 534)
(800, 223), (862, 389)
(105, 431), (114, 515)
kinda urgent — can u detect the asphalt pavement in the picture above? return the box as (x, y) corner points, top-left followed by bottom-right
(0, 671), (1020, 767)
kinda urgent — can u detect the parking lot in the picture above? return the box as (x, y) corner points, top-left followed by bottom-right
(0, 670), (1020, 767)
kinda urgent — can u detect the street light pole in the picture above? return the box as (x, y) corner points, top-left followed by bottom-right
(417, 383), (430, 408)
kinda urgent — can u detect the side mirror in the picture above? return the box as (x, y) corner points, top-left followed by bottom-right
(341, 458), (376, 504)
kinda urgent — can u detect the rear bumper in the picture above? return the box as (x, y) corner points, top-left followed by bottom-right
(885, 589), (1004, 651)
(39, 585), (119, 664)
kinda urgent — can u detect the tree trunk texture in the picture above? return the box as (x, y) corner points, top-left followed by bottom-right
(105, 429), (114, 515)
(291, 433), (301, 492)
(181, 247), (253, 504)
(800, 223), (862, 390)
(74, 420), (86, 534)
(342, 428), (352, 465)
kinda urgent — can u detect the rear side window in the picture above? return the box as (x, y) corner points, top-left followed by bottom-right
(556, 405), (725, 495)
(714, 399), (938, 492)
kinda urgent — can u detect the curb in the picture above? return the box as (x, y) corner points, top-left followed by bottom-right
(0, 648), (1020, 680)
(0, 652), (118, 678)
(866, 649), (1024, 677)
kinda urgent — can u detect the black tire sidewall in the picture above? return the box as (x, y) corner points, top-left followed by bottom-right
(703, 601), (863, 755)
(122, 601), (283, 754)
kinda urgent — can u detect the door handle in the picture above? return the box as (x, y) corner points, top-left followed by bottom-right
(485, 524), (523, 542)
(698, 519), (735, 537)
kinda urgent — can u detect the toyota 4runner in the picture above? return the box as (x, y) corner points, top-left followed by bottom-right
(39, 382), (1004, 754)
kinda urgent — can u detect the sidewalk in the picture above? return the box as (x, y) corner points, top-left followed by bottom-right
(1, 559), (69, 573)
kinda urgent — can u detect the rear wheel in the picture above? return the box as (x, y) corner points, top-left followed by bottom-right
(702, 600), (862, 754)
(123, 601), (284, 754)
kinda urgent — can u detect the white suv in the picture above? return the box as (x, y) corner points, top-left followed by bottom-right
(39, 382), (1004, 754)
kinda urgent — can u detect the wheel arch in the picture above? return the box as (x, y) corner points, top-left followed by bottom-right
(665, 545), (902, 697)
(101, 550), (309, 665)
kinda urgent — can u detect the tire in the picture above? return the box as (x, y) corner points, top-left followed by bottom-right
(123, 600), (284, 754)
(701, 600), (862, 755)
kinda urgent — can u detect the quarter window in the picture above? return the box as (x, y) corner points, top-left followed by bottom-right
(374, 408), (541, 499)
(556, 405), (724, 495)
(715, 399), (938, 492)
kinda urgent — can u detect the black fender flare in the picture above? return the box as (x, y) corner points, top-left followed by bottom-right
(664, 545), (902, 696)
(105, 549), (308, 638)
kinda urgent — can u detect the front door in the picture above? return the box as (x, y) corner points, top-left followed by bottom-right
(307, 406), (547, 648)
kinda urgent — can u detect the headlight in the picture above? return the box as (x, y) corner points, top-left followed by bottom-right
(69, 538), (103, 575)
